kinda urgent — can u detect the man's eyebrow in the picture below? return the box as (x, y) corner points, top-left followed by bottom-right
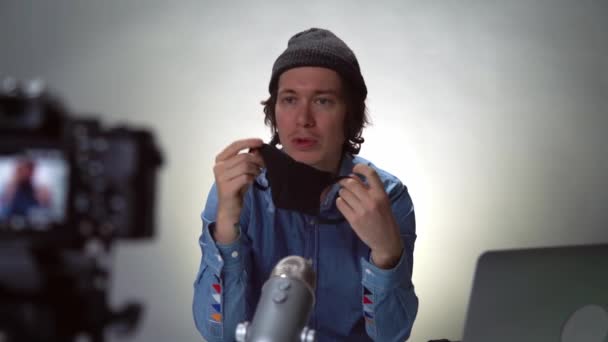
(313, 89), (340, 95)
(278, 89), (297, 95)
(277, 89), (340, 95)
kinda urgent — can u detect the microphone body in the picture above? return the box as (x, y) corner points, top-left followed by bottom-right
(235, 255), (316, 342)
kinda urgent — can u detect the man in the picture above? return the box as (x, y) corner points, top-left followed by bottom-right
(193, 28), (418, 341)
(0, 159), (51, 219)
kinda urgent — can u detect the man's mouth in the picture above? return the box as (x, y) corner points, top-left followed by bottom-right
(292, 138), (317, 149)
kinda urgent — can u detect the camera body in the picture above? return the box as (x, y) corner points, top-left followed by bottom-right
(0, 79), (163, 341)
(0, 79), (163, 246)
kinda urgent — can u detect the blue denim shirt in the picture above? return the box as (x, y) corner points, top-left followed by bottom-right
(193, 154), (418, 341)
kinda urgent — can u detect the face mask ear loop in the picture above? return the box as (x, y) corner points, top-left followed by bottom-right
(253, 180), (268, 191)
(333, 175), (350, 183)
(317, 215), (346, 224)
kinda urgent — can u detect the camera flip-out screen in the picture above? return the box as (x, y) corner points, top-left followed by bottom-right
(0, 148), (69, 232)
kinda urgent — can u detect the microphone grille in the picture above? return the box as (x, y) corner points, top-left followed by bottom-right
(271, 256), (316, 290)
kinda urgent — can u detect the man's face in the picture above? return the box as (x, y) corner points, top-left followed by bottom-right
(15, 162), (34, 183)
(275, 66), (347, 173)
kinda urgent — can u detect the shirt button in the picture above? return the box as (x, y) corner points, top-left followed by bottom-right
(216, 254), (222, 261)
(365, 268), (373, 275)
(231, 251), (239, 258)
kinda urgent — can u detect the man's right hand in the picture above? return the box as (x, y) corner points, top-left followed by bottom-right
(212, 138), (264, 244)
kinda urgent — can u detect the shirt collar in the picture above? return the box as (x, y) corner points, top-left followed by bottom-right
(320, 153), (355, 210)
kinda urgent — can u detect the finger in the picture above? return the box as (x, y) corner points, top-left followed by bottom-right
(216, 138), (264, 162)
(337, 187), (365, 213)
(336, 197), (356, 222)
(217, 161), (261, 183)
(222, 152), (264, 170)
(233, 173), (256, 188)
(353, 163), (384, 193)
(224, 173), (256, 197)
(250, 149), (266, 168)
(338, 176), (368, 202)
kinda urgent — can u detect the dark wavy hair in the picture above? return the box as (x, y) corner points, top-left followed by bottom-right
(261, 76), (369, 155)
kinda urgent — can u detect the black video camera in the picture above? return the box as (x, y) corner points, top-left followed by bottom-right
(0, 78), (164, 342)
(0, 78), (163, 246)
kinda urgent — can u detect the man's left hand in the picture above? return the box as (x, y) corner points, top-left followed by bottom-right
(336, 163), (404, 269)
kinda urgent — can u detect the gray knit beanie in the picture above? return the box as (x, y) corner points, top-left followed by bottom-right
(268, 28), (367, 100)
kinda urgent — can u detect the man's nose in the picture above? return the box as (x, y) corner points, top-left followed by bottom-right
(295, 102), (315, 127)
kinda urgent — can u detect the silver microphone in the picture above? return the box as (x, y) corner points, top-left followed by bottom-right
(235, 255), (316, 342)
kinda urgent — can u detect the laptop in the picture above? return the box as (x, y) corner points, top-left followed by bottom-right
(461, 244), (608, 342)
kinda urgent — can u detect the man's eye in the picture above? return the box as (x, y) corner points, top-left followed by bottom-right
(315, 98), (333, 105)
(280, 96), (297, 104)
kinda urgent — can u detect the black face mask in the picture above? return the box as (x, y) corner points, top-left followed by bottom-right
(253, 143), (348, 220)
